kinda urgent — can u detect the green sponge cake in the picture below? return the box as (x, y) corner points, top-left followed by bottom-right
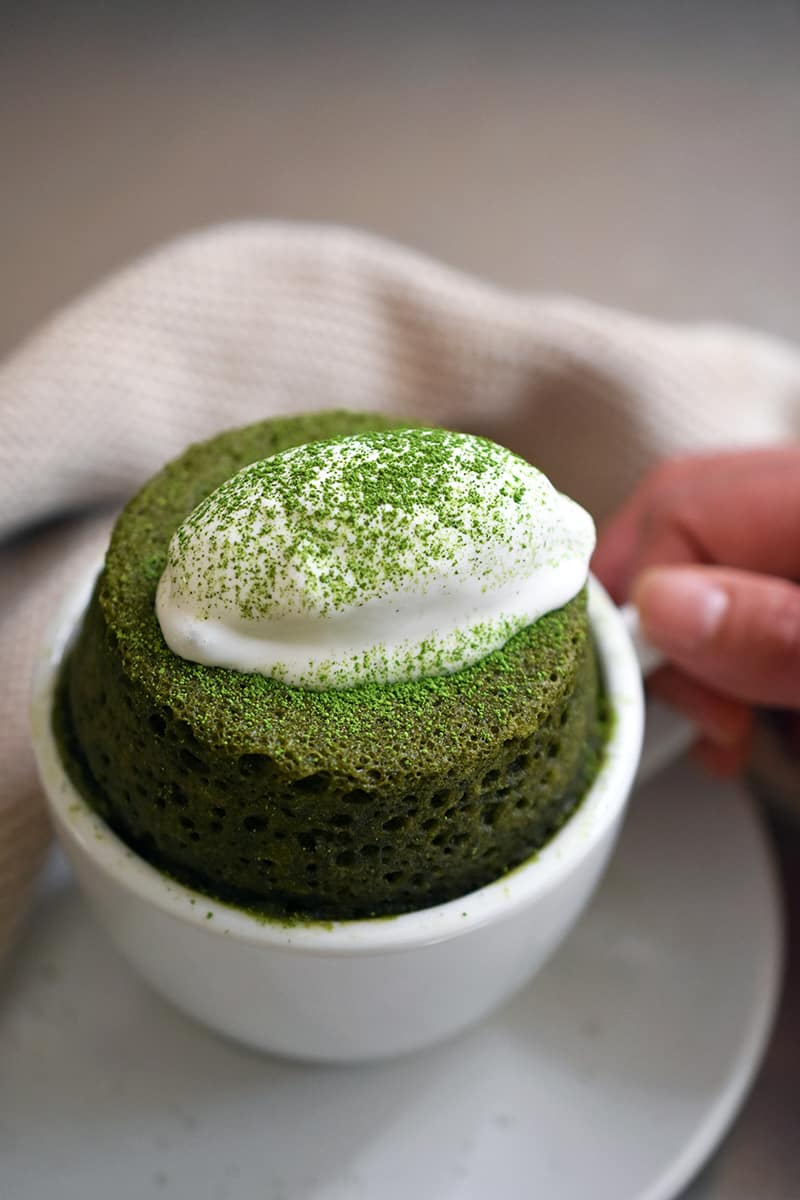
(56, 410), (605, 919)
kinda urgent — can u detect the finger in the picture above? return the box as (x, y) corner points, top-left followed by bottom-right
(631, 453), (800, 584)
(592, 522), (641, 603)
(593, 446), (800, 600)
(633, 565), (800, 707)
(646, 665), (753, 748)
(592, 451), (750, 599)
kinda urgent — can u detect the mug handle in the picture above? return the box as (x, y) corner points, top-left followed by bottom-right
(620, 604), (696, 784)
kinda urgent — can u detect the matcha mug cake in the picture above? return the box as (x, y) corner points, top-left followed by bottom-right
(32, 411), (684, 1059)
(55, 411), (605, 921)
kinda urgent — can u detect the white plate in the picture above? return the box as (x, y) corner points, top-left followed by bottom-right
(0, 758), (782, 1200)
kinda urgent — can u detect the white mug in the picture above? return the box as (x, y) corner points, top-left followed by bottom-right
(31, 564), (690, 1063)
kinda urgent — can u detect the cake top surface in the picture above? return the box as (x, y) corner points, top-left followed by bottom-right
(98, 411), (590, 775)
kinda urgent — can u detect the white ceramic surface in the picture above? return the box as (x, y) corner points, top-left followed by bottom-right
(31, 565), (644, 1062)
(0, 758), (782, 1200)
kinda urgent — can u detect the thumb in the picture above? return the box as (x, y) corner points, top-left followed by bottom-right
(632, 565), (800, 709)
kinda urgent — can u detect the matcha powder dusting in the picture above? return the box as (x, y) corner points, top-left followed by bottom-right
(156, 428), (595, 689)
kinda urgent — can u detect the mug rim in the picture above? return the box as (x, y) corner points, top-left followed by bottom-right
(31, 563), (644, 956)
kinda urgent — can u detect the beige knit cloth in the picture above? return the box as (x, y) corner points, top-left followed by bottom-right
(3, 222), (800, 963)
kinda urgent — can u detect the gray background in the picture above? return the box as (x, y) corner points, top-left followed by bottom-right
(3, 1), (800, 356)
(2, 3), (799, 1196)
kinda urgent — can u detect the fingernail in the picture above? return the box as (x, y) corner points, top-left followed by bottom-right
(633, 568), (729, 654)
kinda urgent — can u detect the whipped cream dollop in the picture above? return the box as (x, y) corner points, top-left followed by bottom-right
(155, 429), (595, 690)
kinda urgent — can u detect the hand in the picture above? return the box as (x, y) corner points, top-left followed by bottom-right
(592, 447), (800, 776)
